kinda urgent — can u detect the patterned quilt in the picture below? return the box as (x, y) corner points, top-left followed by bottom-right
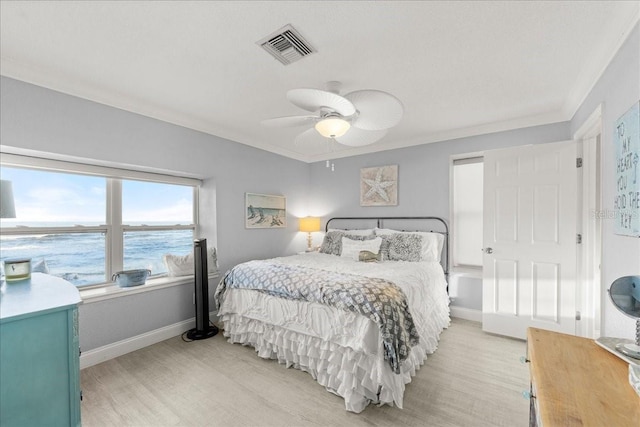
(215, 260), (420, 374)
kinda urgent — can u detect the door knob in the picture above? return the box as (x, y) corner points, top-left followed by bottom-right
(483, 247), (493, 254)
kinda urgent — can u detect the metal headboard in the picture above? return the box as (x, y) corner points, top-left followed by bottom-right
(325, 216), (449, 278)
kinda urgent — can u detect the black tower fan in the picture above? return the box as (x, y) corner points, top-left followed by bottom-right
(186, 238), (219, 340)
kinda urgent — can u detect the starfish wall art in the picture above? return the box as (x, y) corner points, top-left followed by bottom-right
(360, 165), (398, 206)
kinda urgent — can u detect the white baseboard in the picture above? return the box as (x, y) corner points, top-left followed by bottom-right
(450, 306), (482, 323)
(80, 312), (217, 370)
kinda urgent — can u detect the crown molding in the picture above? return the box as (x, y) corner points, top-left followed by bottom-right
(0, 59), (311, 163)
(305, 110), (568, 163)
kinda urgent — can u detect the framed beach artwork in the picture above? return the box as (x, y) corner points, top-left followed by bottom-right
(245, 193), (286, 229)
(613, 101), (640, 237)
(360, 165), (398, 206)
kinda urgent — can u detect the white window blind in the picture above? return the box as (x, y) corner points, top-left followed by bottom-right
(452, 157), (483, 267)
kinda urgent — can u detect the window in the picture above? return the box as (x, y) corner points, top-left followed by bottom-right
(121, 180), (195, 275)
(452, 157), (483, 268)
(0, 155), (200, 287)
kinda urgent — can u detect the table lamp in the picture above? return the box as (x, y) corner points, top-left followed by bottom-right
(299, 217), (321, 251)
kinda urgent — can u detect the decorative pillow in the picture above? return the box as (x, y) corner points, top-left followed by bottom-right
(319, 231), (375, 256)
(319, 231), (344, 255)
(387, 233), (423, 262)
(375, 228), (444, 262)
(163, 247), (218, 277)
(358, 250), (381, 262)
(340, 236), (382, 261)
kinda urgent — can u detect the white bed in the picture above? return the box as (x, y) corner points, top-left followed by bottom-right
(215, 217), (450, 413)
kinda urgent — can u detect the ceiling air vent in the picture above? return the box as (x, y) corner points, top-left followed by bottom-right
(257, 24), (316, 65)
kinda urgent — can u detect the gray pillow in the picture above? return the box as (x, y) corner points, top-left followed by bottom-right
(387, 233), (423, 262)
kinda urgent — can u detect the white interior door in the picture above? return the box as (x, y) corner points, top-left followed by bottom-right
(482, 140), (578, 339)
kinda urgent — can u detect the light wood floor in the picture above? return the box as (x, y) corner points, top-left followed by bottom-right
(80, 318), (530, 427)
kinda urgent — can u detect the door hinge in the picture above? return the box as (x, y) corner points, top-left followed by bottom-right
(576, 234), (582, 244)
(576, 157), (583, 168)
(575, 311), (581, 321)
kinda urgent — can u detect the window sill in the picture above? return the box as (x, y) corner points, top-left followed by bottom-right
(79, 274), (219, 304)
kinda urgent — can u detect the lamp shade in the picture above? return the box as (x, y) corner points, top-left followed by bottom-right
(315, 117), (350, 138)
(299, 217), (321, 232)
(0, 180), (16, 218)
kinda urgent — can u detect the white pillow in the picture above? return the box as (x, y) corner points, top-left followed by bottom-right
(163, 247), (218, 277)
(375, 228), (444, 262)
(328, 228), (374, 236)
(340, 236), (382, 261)
(31, 259), (50, 274)
(373, 228), (397, 236)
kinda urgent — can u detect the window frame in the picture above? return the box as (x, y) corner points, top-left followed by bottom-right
(0, 153), (201, 290)
(450, 154), (484, 271)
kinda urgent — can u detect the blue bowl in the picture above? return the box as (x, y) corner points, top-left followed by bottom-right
(112, 269), (151, 287)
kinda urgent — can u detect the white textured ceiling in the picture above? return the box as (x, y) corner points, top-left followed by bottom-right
(1, 1), (638, 162)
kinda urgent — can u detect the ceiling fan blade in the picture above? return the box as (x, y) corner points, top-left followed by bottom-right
(345, 90), (404, 131)
(294, 127), (332, 150)
(287, 88), (356, 116)
(334, 128), (388, 147)
(261, 115), (316, 127)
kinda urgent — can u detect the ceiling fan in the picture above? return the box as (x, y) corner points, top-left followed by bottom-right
(261, 81), (404, 147)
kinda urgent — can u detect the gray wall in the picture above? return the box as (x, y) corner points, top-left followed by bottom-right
(309, 122), (570, 311)
(309, 122), (570, 220)
(0, 76), (311, 350)
(570, 23), (640, 338)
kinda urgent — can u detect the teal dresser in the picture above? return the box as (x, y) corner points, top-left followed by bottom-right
(0, 273), (82, 427)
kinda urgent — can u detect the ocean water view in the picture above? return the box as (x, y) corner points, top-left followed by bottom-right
(0, 227), (194, 287)
(1, 165), (197, 287)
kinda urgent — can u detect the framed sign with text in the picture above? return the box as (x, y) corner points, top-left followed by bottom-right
(614, 101), (640, 237)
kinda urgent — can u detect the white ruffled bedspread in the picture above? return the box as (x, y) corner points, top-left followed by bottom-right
(217, 252), (450, 413)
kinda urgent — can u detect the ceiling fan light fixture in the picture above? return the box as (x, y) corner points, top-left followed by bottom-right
(315, 117), (350, 138)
